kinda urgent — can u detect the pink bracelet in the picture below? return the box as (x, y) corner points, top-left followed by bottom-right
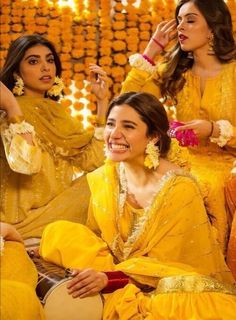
(151, 37), (165, 51)
(142, 54), (155, 66)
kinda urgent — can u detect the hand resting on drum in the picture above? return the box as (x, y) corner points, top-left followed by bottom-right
(67, 268), (108, 298)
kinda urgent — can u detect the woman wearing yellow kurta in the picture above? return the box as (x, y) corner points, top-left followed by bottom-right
(0, 35), (108, 320)
(121, 0), (236, 253)
(0, 34), (108, 239)
(40, 92), (236, 319)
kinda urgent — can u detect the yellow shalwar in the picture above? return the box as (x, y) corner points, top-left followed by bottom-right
(121, 61), (236, 252)
(40, 162), (236, 320)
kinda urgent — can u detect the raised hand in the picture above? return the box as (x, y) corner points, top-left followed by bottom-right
(67, 268), (108, 298)
(175, 119), (220, 139)
(89, 64), (109, 101)
(0, 81), (23, 118)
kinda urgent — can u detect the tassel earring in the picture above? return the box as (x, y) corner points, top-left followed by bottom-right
(207, 33), (215, 55)
(144, 140), (160, 170)
(13, 76), (24, 96)
(47, 76), (64, 97)
(187, 51), (194, 59)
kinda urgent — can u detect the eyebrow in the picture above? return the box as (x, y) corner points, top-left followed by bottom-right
(24, 53), (54, 60)
(107, 118), (138, 126)
(177, 13), (198, 19)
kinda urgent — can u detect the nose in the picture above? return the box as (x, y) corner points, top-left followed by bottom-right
(177, 20), (184, 31)
(40, 62), (50, 72)
(110, 126), (123, 139)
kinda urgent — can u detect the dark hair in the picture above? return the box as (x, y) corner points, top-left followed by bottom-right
(0, 34), (62, 101)
(159, 0), (236, 101)
(106, 92), (171, 157)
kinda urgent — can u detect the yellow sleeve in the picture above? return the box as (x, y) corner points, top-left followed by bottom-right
(72, 137), (105, 172)
(227, 126), (236, 148)
(121, 67), (162, 99)
(1, 132), (42, 175)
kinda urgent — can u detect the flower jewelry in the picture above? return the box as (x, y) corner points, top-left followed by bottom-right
(168, 121), (199, 147)
(47, 76), (64, 97)
(144, 140), (160, 170)
(210, 120), (233, 147)
(13, 76), (24, 96)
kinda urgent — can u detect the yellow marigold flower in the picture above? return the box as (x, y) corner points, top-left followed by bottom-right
(99, 56), (113, 66)
(114, 13), (125, 21)
(73, 91), (83, 99)
(87, 41), (97, 50)
(37, 26), (48, 34)
(127, 21), (138, 27)
(73, 73), (85, 81)
(86, 50), (97, 57)
(101, 65), (111, 75)
(87, 102), (96, 111)
(62, 46), (72, 53)
(113, 21), (125, 30)
(127, 13), (138, 21)
(62, 70), (73, 79)
(86, 33), (96, 40)
(75, 81), (84, 90)
(100, 30), (113, 40)
(12, 16), (21, 23)
(127, 28), (139, 35)
(140, 23), (151, 31)
(74, 63), (85, 72)
(100, 40), (112, 48)
(73, 102), (84, 111)
(72, 49), (84, 59)
(100, 47), (112, 56)
(61, 99), (72, 108)
(140, 31), (150, 40)
(63, 87), (72, 96)
(1, 0), (10, 5)
(114, 3), (123, 11)
(35, 17), (48, 25)
(113, 53), (127, 65)
(1, 25), (10, 33)
(1, 15), (10, 23)
(139, 15), (152, 23)
(112, 40), (126, 51)
(111, 66), (125, 78)
(139, 41), (149, 52)
(62, 62), (72, 70)
(114, 31), (126, 40)
(11, 24), (23, 32)
(1, 6), (10, 14)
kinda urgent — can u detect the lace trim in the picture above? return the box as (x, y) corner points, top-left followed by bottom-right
(210, 120), (233, 147)
(2, 120), (35, 144)
(129, 53), (156, 75)
(155, 275), (236, 295)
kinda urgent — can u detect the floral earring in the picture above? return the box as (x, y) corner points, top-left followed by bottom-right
(47, 76), (64, 97)
(207, 33), (215, 55)
(144, 140), (160, 170)
(13, 76), (24, 96)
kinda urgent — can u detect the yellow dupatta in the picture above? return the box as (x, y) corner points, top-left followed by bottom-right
(17, 96), (94, 158)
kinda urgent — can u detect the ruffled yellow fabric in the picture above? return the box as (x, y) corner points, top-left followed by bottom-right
(0, 242), (45, 320)
(0, 96), (105, 238)
(39, 162), (236, 319)
(121, 61), (236, 252)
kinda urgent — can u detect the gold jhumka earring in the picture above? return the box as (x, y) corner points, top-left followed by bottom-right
(144, 140), (160, 170)
(207, 33), (215, 55)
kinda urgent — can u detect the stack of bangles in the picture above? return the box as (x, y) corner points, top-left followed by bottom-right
(101, 271), (130, 294)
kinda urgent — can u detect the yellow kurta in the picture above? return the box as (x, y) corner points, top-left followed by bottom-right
(0, 96), (105, 239)
(121, 61), (236, 251)
(40, 162), (236, 319)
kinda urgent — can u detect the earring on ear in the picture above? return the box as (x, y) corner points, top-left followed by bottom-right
(13, 76), (24, 96)
(187, 51), (194, 59)
(207, 33), (215, 55)
(47, 76), (64, 97)
(144, 140), (160, 170)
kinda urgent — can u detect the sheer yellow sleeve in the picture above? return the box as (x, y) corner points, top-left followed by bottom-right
(121, 68), (161, 98)
(1, 128), (42, 175)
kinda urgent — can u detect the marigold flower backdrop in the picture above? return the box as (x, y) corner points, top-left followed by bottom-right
(0, 0), (236, 124)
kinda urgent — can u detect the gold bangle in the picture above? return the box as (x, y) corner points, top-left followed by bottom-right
(8, 115), (25, 124)
(208, 120), (214, 138)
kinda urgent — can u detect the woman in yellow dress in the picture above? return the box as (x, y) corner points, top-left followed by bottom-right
(40, 92), (236, 319)
(0, 222), (45, 320)
(0, 34), (108, 240)
(121, 0), (236, 254)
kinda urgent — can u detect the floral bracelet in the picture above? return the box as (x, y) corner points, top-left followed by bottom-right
(129, 53), (156, 75)
(210, 120), (233, 147)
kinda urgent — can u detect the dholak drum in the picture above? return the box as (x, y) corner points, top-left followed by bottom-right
(31, 256), (103, 320)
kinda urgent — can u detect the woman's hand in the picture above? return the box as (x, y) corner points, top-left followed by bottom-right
(89, 64), (109, 101)
(67, 268), (108, 298)
(0, 222), (23, 243)
(0, 82), (23, 118)
(143, 19), (177, 60)
(175, 120), (220, 139)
